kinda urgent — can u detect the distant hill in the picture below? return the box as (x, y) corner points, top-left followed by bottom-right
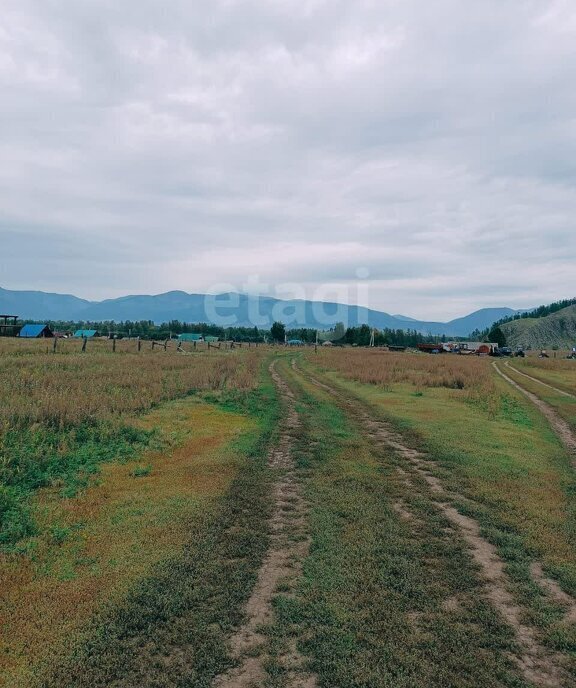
(392, 314), (418, 322)
(501, 304), (576, 349)
(0, 287), (90, 320)
(446, 308), (519, 335)
(0, 287), (522, 336)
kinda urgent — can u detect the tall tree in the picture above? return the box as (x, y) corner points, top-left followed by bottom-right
(270, 321), (286, 343)
(487, 325), (507, 347)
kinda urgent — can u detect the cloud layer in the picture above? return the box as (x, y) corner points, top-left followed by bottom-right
(1, 0), (575, 319)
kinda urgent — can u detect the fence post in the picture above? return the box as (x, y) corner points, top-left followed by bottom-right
(82, 336), (87, 353)
(112, 337), (116, 352)
(138, 337), (142, 352)
(53, 337), (57, 353)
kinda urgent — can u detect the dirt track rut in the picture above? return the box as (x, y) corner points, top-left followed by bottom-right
(213, 360), (316, 688)
(494, 362), (576, 458)
(503, 361), (576, 399)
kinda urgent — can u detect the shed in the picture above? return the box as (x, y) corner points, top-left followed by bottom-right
(204, 335), (219, 343)
(287, 339), (304, 346)
(178, 333), (203, 342)
(19, 323), (53, 338)
(73, 329), (99, 338)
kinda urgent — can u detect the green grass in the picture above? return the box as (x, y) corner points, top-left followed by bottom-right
(35, 366), (281, 688)
(502, 361), (576, 434)
(302, 357), (576, 670)
(262, 359), (525, 688)
(0, 373), (272, 552)
(0, 423), (155, 549)
(9, 349), (576, 686)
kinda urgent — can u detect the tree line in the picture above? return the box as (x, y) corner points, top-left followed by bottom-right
(23, 318), (443, 347)
(285, 323), (430, 347)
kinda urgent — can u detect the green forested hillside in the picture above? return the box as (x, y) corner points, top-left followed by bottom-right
(500, 304), (576, 349)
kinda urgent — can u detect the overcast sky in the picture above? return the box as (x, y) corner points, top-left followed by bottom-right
(1, 0), (575, 319)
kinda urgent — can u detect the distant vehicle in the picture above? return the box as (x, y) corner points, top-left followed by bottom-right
(498, 347), (513, 357)
(539, 350), (549, 358)
(417, 343), (444, 354)
(514, 347), (525, 358)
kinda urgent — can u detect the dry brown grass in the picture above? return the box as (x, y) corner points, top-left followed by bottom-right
(0, 338), (264, 429)
(313, 349), (496, 394)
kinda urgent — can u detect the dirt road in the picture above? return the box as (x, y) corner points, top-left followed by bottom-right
(290, 357), (575, 688)
(214, 360), (316, 688)
(494, 361), (576, 458)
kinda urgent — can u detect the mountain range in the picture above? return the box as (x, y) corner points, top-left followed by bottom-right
(0, 287), (523, 337)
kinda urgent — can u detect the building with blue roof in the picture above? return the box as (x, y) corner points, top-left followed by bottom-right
(19, 324), (53, 338)
(178, 333), (203, 342)
(73, 329), (99, 338)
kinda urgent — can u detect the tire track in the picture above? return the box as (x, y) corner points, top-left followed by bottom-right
(213, 360), (316, 688)
(503, 361), (576, 400)
(292, 358), (572, 688)
(494, 362), (576, 458)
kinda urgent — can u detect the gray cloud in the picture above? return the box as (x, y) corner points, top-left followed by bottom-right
(1, 0), (576, 319)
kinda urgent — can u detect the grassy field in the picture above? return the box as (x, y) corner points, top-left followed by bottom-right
(262, 358), (524, 687)
(501, 358), (576, 434)
(514, 356), (576, 395)
(2, 341), (576, 687)
(306, 350), (576, 664)
(0, 339), (278, 687)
